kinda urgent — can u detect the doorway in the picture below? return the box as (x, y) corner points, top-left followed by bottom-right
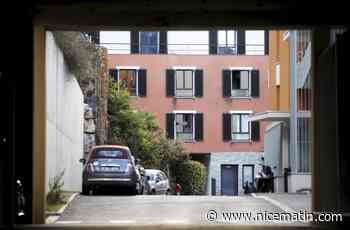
(221, 164), (238, 196)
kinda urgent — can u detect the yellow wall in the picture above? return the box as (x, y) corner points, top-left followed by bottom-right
(268, 31), (290, 112)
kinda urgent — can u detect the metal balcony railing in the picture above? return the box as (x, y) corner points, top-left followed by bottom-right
(99, 42), (265, 55)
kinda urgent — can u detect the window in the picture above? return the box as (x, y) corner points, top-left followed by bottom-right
(218, 30), (237, 54)
(231, 70), (250, 97)
(118, 69), (137, 96)
(222, 69), (259, 98)
(168, 31), (209, 54)
(175, 70), (194, 97)
(109, 68), (147, 97)
(175, 113), (194, 141)
(166, 112), (203, 141)
(231, 113), (250, 140)
(166, 68), (203, 98)
(245, 30), (265, 55)
(100, 31), (131, 54)
(93, 148), (129, 159)
(140, 31), (159, 54)
(275, 63), (280, 86)
(223, 111), (259, 142)
(242, 165), (254, 188)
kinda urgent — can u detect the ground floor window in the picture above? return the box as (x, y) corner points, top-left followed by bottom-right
(242, 165), (254, 188)
(175, 113), (194, 141)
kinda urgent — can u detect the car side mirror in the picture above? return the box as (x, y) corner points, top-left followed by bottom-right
(79, 158), (86, 164)
(156, 178), (160, 183)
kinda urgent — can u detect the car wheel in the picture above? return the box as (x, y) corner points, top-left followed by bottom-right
(151, 189), (156, 195)
(140, 185), (144, 195)
(166, 189), (170, 195)
(130, 185), (138, 195)
(82, 184), (89, 195)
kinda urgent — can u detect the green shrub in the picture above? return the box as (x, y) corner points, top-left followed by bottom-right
(46, 170), (65, 204)
(174, 160), (207, 195)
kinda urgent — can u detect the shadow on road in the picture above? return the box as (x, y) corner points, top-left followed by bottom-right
(84, 186), (137, 196)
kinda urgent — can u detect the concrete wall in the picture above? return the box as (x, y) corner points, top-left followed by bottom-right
(208, 152), (263, 195)
(288, 174), (311, 193)
(45, 31), (84, 193)
(108, 54), (268, 154)
(264, 122), (282, 177)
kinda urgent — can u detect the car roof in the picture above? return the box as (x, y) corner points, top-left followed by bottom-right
(91, 145), (130, 151)
(145, 169), (162, 174)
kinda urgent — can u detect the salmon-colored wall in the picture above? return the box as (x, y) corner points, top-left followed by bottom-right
(108, 54), (268, 154)
(268, 31), (290, 112)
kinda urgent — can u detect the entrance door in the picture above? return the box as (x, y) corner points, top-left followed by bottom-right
(221, 164), (238, 196)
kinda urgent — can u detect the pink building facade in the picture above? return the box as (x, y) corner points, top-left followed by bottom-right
(106, 30), (269, 195)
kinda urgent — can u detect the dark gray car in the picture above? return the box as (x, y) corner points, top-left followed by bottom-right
(80, 145), (141, 195)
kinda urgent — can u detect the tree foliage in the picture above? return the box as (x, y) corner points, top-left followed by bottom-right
(107, 79), (186, 172)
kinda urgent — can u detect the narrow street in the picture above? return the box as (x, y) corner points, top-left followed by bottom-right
(54, 194), (311, 225)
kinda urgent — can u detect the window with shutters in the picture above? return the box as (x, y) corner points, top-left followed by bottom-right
(139, 31), (159, 54)
(175, 69), (194, 97)
(217, 30), (237, 55)
(231, 113), (251, 140)
(223, 68), (259, 98)
(222, 111), (258, 142)
(175, 114), (194, 141)
(166, 112), (203, 141)
(167, 68), (203, 98)
(109, 68), (147, 97)
(118, 69), (137, 96)
(231, 70), (250, 97)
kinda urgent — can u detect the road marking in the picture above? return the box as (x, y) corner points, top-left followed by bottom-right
(109, 220), (137, 224)
(251, 193), (296, 213)
(161, 219), (189, 224)
(55, 220), (82, 224)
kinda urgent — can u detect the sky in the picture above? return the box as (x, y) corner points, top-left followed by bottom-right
(100, 30), (265, 55)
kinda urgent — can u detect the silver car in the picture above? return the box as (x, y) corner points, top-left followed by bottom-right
(144, 169), (170, 195)
(80, 145), (141, 195)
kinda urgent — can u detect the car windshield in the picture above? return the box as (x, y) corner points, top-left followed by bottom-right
(92, 148), (129, 159)
(145, 172), (156, 181)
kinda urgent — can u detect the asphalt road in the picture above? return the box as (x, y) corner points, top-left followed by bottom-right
(55, 194), (310, 225)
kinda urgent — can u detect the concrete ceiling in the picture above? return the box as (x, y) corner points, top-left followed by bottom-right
(26, 1), (350, 29)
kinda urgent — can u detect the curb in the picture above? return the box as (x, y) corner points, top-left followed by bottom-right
(45, 192), (78, 223)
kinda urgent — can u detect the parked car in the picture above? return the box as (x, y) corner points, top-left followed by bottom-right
(135, 161), (146, 194)
(80, 145), (142, 195)
(144, 169), (170, 195)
